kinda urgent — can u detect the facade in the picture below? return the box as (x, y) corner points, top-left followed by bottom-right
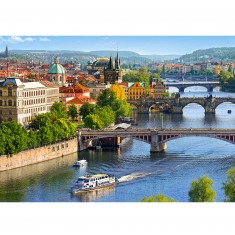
(86, 83), (111, 100)
(149, 80), (167, 98)
(128, 82), (146, 100)
(0, 77), (59, 124)
(48, 57), (67, 85)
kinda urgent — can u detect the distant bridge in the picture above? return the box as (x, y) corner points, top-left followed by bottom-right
(78, 128), (235, 152)
(164, 81), (220, 92)
(128, 96), (235, 114)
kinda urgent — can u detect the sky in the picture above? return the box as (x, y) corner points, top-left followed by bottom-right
(2, 36), (235, 56)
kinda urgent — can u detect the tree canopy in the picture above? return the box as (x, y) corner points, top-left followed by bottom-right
(67, 104), (78, 121)
(222, 167), (235, 202)
(188, 175), (216, 202)
(141, 194), (175, 202)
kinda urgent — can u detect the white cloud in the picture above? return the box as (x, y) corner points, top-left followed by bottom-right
(24, 37), (35, 42)
(39, 37), (51, 42)
(0, 36), (36, 43)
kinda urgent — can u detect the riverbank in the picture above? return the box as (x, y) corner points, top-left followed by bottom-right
(0, 138), (78, 172)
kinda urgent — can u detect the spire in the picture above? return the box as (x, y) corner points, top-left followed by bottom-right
(108, 56), (114, 70)
(4, 45), (8, 58)
(115, 50), (120, 69)
(54, 56), (59, 64)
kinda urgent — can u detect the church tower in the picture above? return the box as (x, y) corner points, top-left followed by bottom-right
(4, 45), (8, 58)
(104, 52), (122, 84)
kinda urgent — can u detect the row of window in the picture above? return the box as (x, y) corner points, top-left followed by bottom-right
(0, 87), (13, 97)
(129, 92), (145, 95)
(24, 98), (45, 106)
(23, 90), (45, 97)
(0, 110), (13, 115)
(24, 106), (46, 114)
(0, 100), (16, 106)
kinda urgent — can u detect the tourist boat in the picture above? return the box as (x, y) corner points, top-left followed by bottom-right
(71, 173), (119, 194)
(73, 159), (87, 167)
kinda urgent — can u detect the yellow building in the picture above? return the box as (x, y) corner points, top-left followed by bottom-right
(128, 82), (146, 100)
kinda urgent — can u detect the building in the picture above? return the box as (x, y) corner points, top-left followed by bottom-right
(86, 83), (111, 100)
(47, 57), (67, 85)
(0, 77), (59, 124)
(66, 96), (96, 120)
(0, 46), (8, 58)
(59, 83), (91, 104)
(149, 80), (167, 98)
(128, 82), (146, 100)
(104, 53), (122, 84)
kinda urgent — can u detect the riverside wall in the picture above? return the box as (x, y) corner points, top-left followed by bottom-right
(0, 138), (78, 172)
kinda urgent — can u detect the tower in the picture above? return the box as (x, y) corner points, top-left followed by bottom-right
(104, 52), (122, 84)
(4, 45), (8, 58)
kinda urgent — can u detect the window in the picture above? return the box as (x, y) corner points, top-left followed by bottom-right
(8, 100), (12, 106)
(8, 87), (12, 96)
(52, 146), (55, 152)
(0, 100), (2, 106)
(0, 90), (2, 96)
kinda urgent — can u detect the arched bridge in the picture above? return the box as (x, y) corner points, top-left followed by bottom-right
(78, 128), (235, 152)
(164, 81), (220, 92)
(128, 97), (235, 114)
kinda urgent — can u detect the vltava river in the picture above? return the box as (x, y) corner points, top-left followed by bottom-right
(1, 86), (235, 202)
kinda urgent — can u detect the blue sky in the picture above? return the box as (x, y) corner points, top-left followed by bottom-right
(1, 36), (235, 55)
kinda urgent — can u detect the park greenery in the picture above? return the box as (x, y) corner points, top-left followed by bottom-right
(219, 66), (235, 92)
(141, 171), (235, 202)
(0, 102), (76, 155)
(79, 88), (132, 130)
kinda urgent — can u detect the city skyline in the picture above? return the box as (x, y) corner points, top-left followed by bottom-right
(2, 36), (235, 55)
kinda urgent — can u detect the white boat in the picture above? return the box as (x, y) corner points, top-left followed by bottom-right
(71, 173), (119, 194)
(73, 160), (87, 167)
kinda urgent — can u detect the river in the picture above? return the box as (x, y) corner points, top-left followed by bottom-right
(1, 86), (235, 202)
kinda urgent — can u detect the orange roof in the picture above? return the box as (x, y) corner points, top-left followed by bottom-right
(66, 96), (96, 105)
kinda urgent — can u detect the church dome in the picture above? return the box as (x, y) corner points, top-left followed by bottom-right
(48, 57), (66, 74)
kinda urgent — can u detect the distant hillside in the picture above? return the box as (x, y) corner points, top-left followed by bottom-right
(179, 47), (235, 63)
(3, 49), (180, 65)
(142, 54), (181, 61)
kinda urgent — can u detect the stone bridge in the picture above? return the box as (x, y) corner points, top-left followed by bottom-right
(78, 128), (235, 152)
(128, 96), (235, 114)
(164, 81), (220, 92)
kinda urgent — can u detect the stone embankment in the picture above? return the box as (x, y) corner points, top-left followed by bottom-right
(0, 138), (78, 172)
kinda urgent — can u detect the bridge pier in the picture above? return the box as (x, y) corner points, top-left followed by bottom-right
(179, 87), (184, 93)
(150, 132), (167, 152)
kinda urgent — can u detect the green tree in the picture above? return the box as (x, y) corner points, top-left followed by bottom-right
(94, 106), (116, 127)
(228, 64), (233, 73)
(222, 167), (235, 202)
(79, 102), (96, 119)
(141, 194), (175, 202)
(27, 130), (39, 148)
(111, 99), (132, 117)
(0, 130), (6, 155)
(84, 114), (104, 129)
(188, 175), (216, 202)
(38, 125), (54, 145)
(67, 104), (78, 121)
(97, 89), (117, 107)
(50, 101), (68, 119)
(30, 113), (52, 130)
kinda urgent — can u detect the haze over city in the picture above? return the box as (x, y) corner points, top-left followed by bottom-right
(2, 36), (235, 55)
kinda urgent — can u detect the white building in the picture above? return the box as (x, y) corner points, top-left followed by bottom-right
(0, 77), (59, 125)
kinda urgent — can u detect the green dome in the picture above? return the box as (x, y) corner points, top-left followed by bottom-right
(48, 58), (66, 74)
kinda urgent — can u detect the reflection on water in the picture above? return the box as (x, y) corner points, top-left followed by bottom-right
(71, 186), (115, 202)
(1, 88), (235, 202)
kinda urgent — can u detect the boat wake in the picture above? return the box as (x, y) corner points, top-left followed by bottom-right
(118, 170), (162, 183)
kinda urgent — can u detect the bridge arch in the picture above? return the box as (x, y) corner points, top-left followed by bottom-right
(182, 102), (205, 113)
(214, 101), (235, 110)
(158, 134), (235, 146)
